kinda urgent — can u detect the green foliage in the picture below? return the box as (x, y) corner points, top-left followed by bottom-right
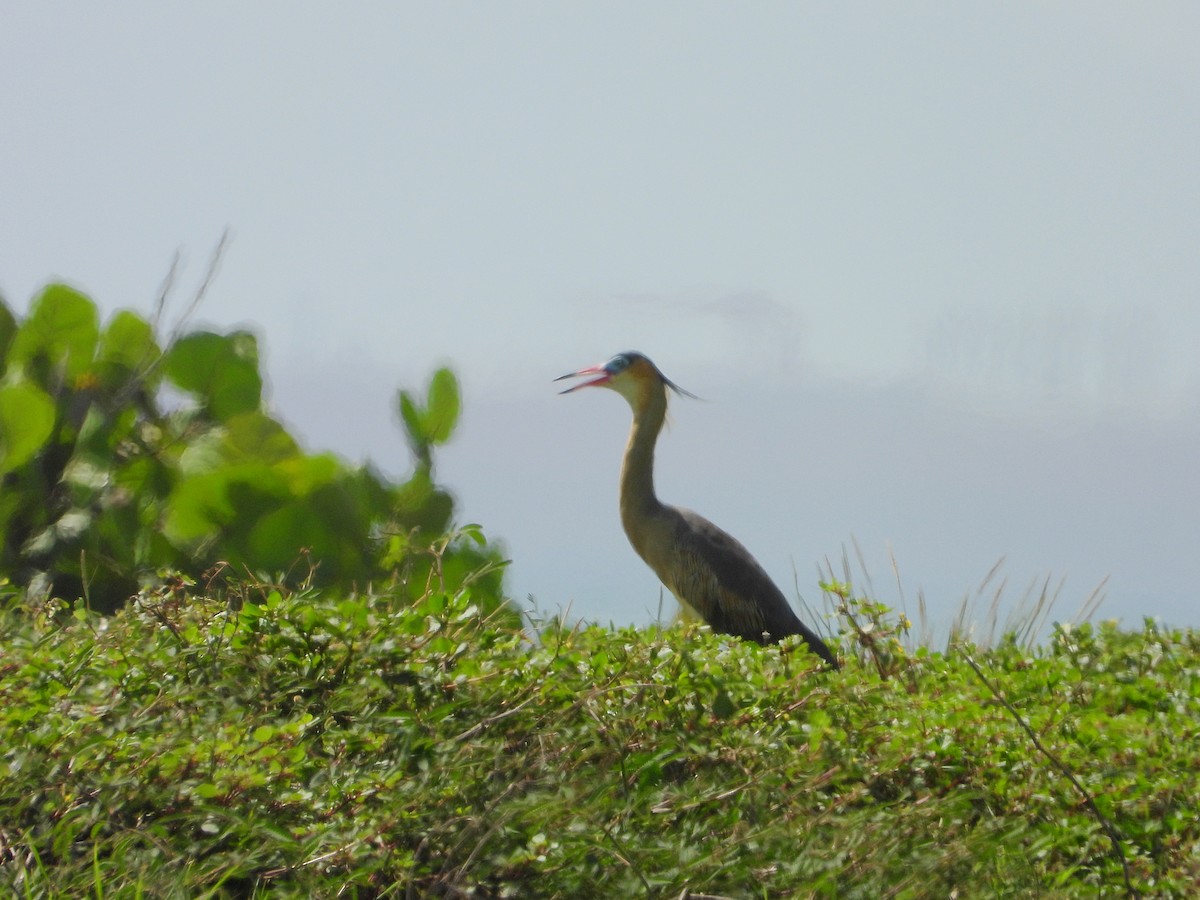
(0, 284), (508, 616)
(0, 381), (56, 474)
(397, 365), (460, 471)
(1, 591), (1197, 897)
(825, 578), (913, 681)
(164, 330), (263, 421)
(6, 284), (100, 381)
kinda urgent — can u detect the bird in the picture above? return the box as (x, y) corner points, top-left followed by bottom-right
(556, 351), (838, 668)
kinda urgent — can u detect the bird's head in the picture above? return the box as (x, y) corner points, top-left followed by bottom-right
(555, 351), (697, 408)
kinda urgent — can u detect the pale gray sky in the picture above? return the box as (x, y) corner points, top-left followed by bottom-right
(3, 4), (1198, 635)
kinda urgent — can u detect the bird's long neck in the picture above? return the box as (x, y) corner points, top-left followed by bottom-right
(619, 383), (668, 537)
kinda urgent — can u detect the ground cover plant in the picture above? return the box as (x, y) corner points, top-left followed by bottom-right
(2, 578), (1198, 898)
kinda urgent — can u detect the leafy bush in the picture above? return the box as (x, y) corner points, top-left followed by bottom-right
(0, 284), (508, 616)
(1, 587), (1196, 897)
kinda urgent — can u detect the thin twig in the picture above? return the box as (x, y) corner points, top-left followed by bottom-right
(959, 649), (1139, 898)
(132, 230), (233, 404)
(599, 820), (653, 896)
(1075, 576), (1109, 625)
(168, 228), (231, 345)
(151, 249), (182, 333)
(450, 696), (537, 743)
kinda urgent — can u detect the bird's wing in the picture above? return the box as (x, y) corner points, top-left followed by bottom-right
(666, 508), (803, 643)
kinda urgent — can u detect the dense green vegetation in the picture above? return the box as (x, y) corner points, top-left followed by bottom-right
(2, 282), (1198, 896)
(2, 585), (1197, 897)
(0, 284), (507, 618)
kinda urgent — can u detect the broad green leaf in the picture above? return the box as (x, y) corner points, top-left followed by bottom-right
(164, 460), (292, 547)
(96, 310), (161, 389)
(397, 389), (423, 447)
(246, 502), (337, 573)
(177, 427), (228, 475)
(251, 725), (276, 743)
(223, 412), (300, 464)
(163, 471), (238, 544)
(164, 463), (290, 544)
(7, 283), (100, 379)
(711, 688), (736, 720)
(164, 331), (262, 421)
(0, 380), (56, 475)
(424, 367), (460, 445)
(393, 467), (453, 536)
(394, 464), (435, 511)
(460, 523), (487, 546)
(278, 452), (342, 495)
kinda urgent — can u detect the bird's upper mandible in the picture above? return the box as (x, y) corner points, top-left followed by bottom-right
(554, 351), (696, 404)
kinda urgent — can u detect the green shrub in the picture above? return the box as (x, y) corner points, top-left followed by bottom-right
(0, 284), (508, 617)
(2, 589), (1196, 897)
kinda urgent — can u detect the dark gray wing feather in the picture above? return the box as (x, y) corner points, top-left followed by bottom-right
(668, 507), (838, 667)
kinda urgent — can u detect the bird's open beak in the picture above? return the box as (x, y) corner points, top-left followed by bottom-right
(554, 363), (611, 394)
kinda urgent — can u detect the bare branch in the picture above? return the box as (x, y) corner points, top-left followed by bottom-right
(959, 648), (1139, 898)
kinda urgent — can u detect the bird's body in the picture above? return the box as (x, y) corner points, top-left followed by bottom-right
(557, 352), (838, 668)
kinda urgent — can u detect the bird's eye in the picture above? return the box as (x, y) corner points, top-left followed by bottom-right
(608, 354), (631, 372)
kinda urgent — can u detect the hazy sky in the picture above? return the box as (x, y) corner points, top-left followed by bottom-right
(3, 5), (1198, 638)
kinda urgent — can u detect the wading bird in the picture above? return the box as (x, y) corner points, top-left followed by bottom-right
(556, 352), (838, 668)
